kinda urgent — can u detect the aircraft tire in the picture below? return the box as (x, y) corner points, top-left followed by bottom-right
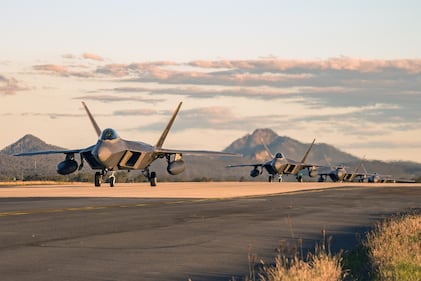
(150, 172), (157, 187)
(94, 172), (101, 187)
(110, 176), (115, 187)
(268, 175), (272, 182)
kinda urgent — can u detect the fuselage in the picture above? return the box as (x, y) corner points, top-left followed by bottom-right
(264, 153), (303, 176)
(328, 167), (346, 182)
(89, 128), (156, 171)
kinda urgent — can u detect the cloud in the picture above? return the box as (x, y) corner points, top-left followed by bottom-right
(341, 140), (421, 150)
(0, 75), (28, 95)
(74, 94), (164, 103)
(32, 57), (421, 98)
(28, 57), (421, 146)
(95, 63), (131, 77)
(62, 54), (76, 59)
(113, 108), (171, 116)
(128, 106), (273, 133)
(34, 64), (68, 74)
(33, 64), (94, 78)
(19, 112), (85, 119)
(15, 111), (112, 119)
(85, 58), (421, 102)
(189, 57), (421, 73)
(82, 52), (104, 61)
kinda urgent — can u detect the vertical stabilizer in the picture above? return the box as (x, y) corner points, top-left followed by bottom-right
(82, 102), (101, 137)
(349, 155), (365, 182)
(155, 102), (182, 148)
(260, 137), (274, 159)
(300, 138), (316, 163)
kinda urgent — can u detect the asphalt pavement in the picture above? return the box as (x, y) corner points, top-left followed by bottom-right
(0, 183), (420, 281)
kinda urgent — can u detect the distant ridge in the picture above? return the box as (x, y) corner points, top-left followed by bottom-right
(224, 128), (358, 164)
(1, 134), (64, 155)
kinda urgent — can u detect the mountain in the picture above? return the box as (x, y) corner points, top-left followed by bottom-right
(224, 128), (358, 164)
(0, 135), (66, 180)
(1, 134), (63, 155)
(0, 130), (420, 182)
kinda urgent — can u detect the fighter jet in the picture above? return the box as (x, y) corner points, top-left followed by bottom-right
(226, 139), (318, 182)
(318, 157), (366, 182)
(15, 102), (238, 187)
(360, 164), (415, 183)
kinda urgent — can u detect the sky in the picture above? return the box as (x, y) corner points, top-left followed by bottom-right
(1, 0), (421, 162)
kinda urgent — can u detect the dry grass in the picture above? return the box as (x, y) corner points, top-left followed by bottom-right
(252, 231), (344, 281)
(364, 213), (421, 281)
(241, 213), (421, 281)
(259, 251), (343, 281)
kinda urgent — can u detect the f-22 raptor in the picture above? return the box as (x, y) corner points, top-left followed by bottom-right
(318, 157), (366, 182)
(226, 139), (318, 182)
(15, 102), (237, 187)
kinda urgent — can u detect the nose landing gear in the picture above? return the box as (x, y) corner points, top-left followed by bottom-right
(94, 170), (115, 187)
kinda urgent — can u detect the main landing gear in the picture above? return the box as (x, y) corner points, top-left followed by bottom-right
(93, 169), (158, 187)
(143, 168), (157, 187)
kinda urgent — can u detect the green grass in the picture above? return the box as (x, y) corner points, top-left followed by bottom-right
(364, 213), (421, 281)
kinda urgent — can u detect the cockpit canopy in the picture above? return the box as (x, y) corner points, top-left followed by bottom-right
(100, 128), (120, 140)
(275, 152), (285, 159)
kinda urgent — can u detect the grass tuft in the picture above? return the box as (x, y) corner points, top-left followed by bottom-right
(253, 231), (344, 281)
(364, 212), (421, 281)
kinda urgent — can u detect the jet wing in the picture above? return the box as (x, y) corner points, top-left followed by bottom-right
(154, 148), (239, 157)
(287, 161), (319, 172)
(394, 179), (416, 183)
(343, 172), (367, 181)
(296, 163), (317, 169)
(316, 165), (335, 175)
(14, 149), (84, 156)
(226, 163), (264, 168)
(122, 139), (238, 157)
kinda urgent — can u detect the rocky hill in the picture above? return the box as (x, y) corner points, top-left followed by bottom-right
(224, 128), (358, 164)
(1, 134), (63, 155)
(0, 135), (66, 180)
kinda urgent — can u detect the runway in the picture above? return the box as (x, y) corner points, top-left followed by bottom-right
(0, 182), (420, 281)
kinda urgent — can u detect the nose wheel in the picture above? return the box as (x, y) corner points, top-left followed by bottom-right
(94, 170), (115, 187)
(109, 171), (116, 187)
(94, 171), (102, 187)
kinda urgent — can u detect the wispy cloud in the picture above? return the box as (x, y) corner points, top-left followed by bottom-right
(74, 94), (164, 103)
(32, 57), (421, 95)
(33, 64), (94, 78)
(128, 106), (271, 133)
(19, 112), (85, 119)
(113, 108), (171, 116)
(62, 54), (76, 59)
(82, 52), (104, 61)
(0, 75), (28, 95)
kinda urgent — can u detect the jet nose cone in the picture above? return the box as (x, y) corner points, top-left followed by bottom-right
(93, 143), (112, 164)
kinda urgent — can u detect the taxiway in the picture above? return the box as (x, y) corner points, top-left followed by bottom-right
(0, 182), (420, 281)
